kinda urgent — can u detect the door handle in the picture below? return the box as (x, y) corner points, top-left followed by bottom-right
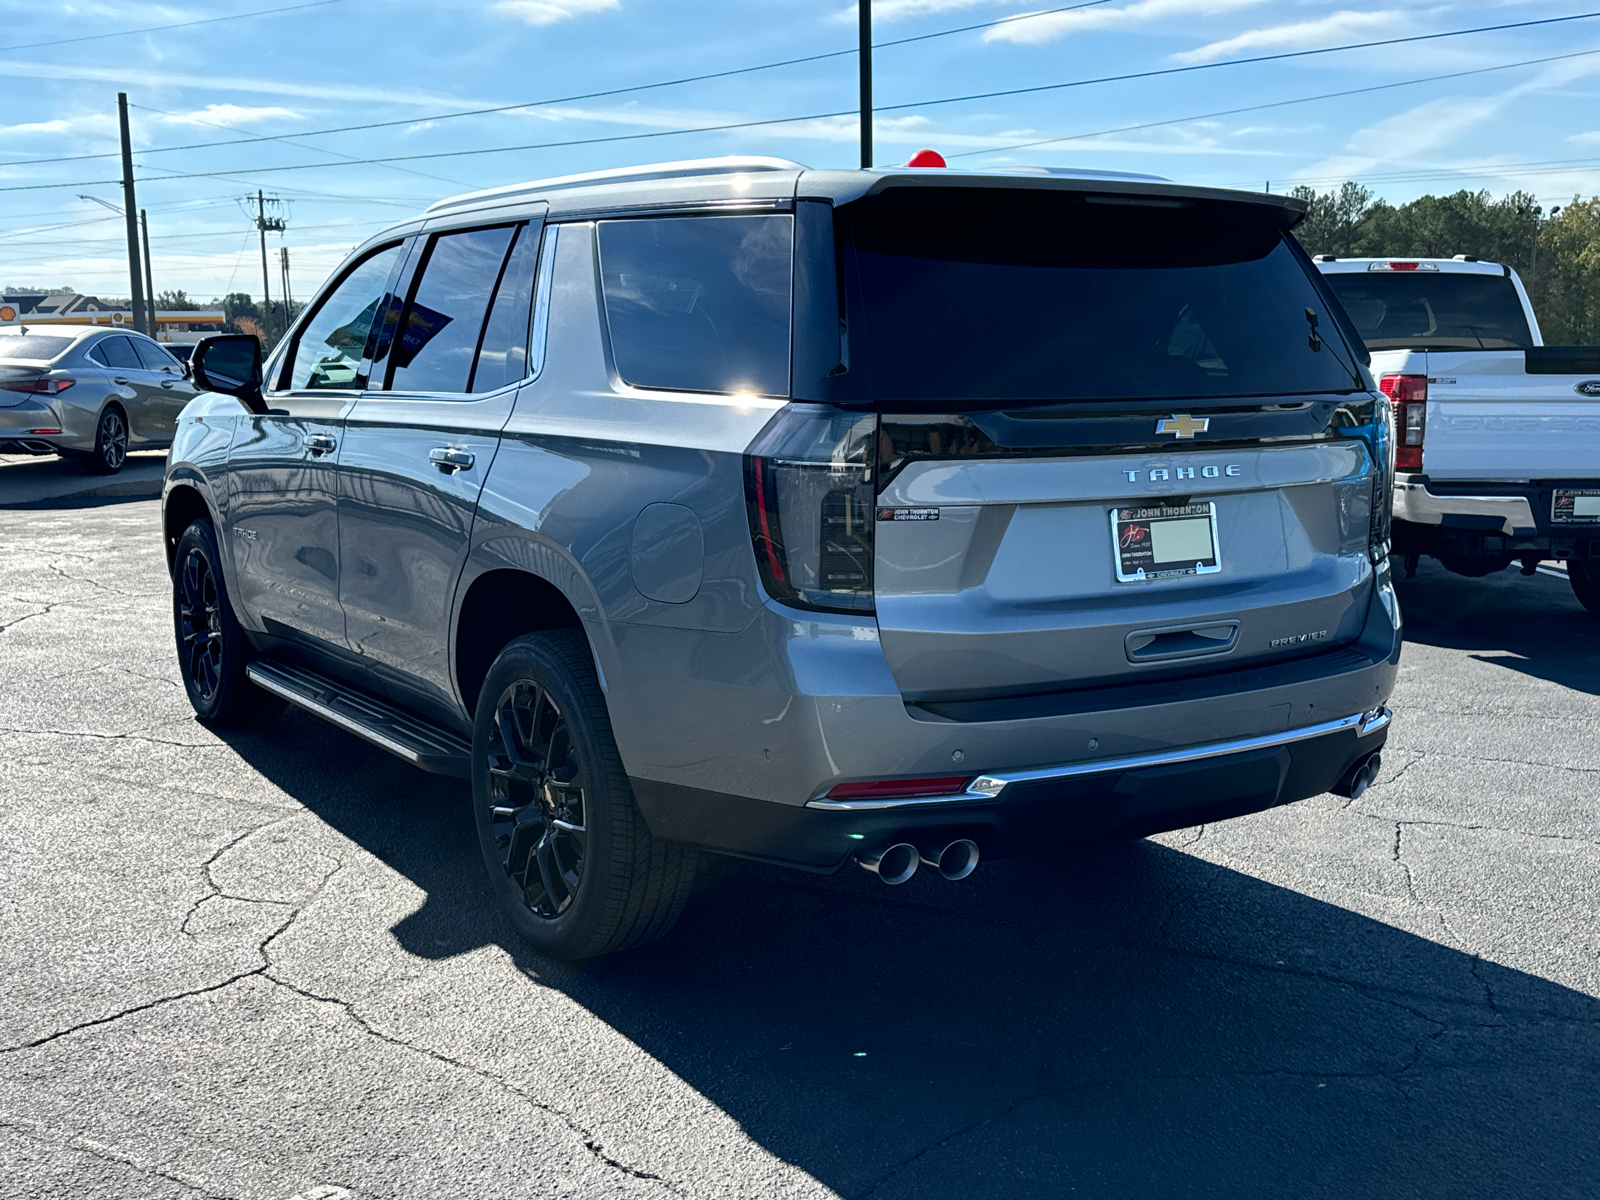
(161, 380), (174, 389)
(429, 446), (475, 474)
(113, 376), (130, 385)
(305, 434), (338, 456)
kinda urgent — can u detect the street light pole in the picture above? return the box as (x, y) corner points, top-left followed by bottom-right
(859, 0), (872, 169)
(116, 93), (147, 335)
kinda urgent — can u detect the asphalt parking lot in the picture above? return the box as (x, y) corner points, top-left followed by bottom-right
(2, 490), (1597, 1200)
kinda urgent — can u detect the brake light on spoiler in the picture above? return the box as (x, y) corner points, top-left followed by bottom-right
(1378, 374), (1427, 472)
(1366, 261), (1440, 272)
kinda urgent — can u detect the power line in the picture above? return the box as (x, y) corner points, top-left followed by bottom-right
(12, 3), (1588, 172)
(942, 46), (1600, 162)
(0, 0), (348, 55)
(4, 0), (1120, 171)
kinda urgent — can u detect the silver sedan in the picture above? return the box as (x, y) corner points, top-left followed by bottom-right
(0, 324), (199, 474)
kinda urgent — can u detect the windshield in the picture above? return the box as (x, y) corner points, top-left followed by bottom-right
(0, 334), (73, 362)
(1321, 271), (1533, 350)
(844, 189), (1359, 407)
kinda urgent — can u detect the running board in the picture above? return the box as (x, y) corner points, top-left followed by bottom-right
(246, 659), (472, 778)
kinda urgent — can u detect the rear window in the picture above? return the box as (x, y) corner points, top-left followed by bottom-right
(0, 334), (73, 362)
(1321, 270), (1533, 350)
(845, 190), (1360, 406)
(598, 214), (792, 396)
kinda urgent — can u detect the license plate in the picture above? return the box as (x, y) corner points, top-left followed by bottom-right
(1552, 489), (1600, 524)
(1111, 502), (1221, 582)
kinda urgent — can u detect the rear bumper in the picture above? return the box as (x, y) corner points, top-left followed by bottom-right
(1394, 474), (1600, 560)
(0, 398), (83, 455)
(632, 707), (1390, 870)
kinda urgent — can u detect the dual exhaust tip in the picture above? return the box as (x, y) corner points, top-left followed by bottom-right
(1333, 751), (1383, 801)
(856, 839), (979, 886)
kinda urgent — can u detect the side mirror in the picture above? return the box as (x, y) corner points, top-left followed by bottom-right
(191, 334), (267, 414)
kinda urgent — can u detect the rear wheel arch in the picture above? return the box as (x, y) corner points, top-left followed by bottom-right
(455, 567), (587, 717)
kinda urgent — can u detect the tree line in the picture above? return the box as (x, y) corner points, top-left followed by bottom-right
(1289, 183), (1600, 346)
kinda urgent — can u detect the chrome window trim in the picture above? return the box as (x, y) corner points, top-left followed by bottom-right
(527, 223), (559, 382)
(805, 706), (1393, 811)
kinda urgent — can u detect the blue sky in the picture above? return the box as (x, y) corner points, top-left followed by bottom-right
(2, 0), (1599, 302)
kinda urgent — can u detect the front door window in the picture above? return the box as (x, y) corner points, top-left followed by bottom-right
(285, 244), (402, 391)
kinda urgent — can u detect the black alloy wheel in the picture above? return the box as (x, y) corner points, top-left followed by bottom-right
(486, 680), (588, 918)
(471, 630), (697, 959)
(177, 544), (224, 705)
(84, 405), (127, 475)
(170, 520), (284, 726)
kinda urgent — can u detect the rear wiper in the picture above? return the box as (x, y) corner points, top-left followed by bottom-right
(1305, 306), (1364, 390)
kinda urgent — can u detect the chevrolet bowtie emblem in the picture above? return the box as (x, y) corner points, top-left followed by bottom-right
(1156, 414), (1209, 438)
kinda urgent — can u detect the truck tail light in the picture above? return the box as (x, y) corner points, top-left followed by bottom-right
(745, 406), (878, 614)
(0, 377), (75, 395)
(1378, 373), (1427, 472)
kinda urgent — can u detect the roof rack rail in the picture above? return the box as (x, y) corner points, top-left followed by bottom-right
(427, 155), (808, 213)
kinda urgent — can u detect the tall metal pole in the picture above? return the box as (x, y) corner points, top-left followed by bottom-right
(140, 209), (156, 338)
(257, 189), (273, 339)
(116, 93), (147, 335)
(859, 0), (872, 169)
(279, 246), (292, 320)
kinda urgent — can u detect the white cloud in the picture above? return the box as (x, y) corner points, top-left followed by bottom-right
(1571, 130), (1600, 145)
(983, 0), (1269, 45)
(492, 0), (618, 25)
(160, 104), (302, 128)
(1173, 9), (1401, 64)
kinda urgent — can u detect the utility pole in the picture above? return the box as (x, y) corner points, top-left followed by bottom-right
(250, 189), (286, 341)
(859, 0), (872, 169)
(279, 246), (292, 323)
(140, 209), (156, 338)
(116, 93), (147, 336)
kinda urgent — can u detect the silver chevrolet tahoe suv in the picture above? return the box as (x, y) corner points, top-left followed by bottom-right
(163, 156), (1400, 959)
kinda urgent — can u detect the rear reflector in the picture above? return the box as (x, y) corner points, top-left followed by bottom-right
(25, 428), (62, 435)
(826, 775), (973, 801)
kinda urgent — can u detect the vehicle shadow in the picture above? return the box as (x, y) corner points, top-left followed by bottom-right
(0, 450), (165, 509)
(1395, 558), (1600, 697)
(224, 711), (1600, 1199)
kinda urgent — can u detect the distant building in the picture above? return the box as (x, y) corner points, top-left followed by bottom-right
(0, 292), (224, 342)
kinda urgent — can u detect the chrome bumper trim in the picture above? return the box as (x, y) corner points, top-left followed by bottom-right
(806, 707), (1393, 811)
(1393, 478), (1535, 535)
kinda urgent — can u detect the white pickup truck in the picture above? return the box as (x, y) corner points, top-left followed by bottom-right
(1315, 255), (1600, 615)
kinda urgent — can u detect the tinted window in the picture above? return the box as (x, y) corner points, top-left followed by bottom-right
(94, 335), (141, 369)
(1321, 271), (1533, 350)
(0, 335), (72, 361)
(287, 243), (402, 390)
(389, 225), (517, 394)
(471, 224), (541, 393)
(132, 338), (179, 370)
(598, 214), (792, 396)
(846, 190), (1360, 406)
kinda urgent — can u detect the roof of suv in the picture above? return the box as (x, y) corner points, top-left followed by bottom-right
(1314, 256), (1511, 277)
(401, 155), (1307, 232)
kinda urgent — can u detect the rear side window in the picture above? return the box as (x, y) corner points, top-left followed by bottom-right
(598, 214), (792, 396)
(0, 335), (73, 361)
(93, 335), (141, 369)
(286, 243), (402, 391)
(471, 223), (541, 393)
(1321, 271), (1533, 350)
(132, 338), (179, 370)
(389, 225), (517, 394)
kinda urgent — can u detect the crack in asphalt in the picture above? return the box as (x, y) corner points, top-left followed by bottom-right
(0, 1115), (235, 1199)
(179, 815), (306, 939)
(258, 972), (684, 1195)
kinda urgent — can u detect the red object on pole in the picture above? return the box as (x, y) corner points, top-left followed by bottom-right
(906, 149), (947, 168)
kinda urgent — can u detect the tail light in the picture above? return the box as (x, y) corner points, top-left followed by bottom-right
(745, 405), (878, 614)
(0, 377), (75, 395)
(1378, 373), (1426, 472)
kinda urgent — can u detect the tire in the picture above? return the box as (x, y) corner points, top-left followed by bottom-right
(172, 520), (286, 726)
(1571, 560), (1600, 617)
(81, 404), (128, 475)
(471, 630), (697, 960)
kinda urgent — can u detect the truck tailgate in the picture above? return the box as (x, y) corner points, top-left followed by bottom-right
(1422, 350), (1600, 481)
